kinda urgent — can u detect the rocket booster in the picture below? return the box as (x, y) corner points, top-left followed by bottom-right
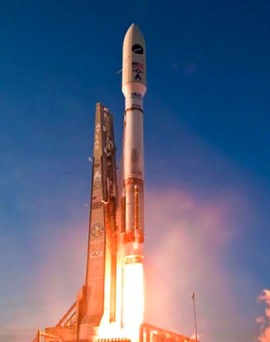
(122, 24), (146, 253)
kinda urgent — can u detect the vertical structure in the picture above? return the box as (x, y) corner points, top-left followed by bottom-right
(79, 103), (118, 340)
(121, 23), (146, 247)
(84, 104), (118, 323)
(121, 23), (147, 338)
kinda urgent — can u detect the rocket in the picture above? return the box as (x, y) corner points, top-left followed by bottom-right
(120, 23), (146, 335)
(121, 23), (146, 253)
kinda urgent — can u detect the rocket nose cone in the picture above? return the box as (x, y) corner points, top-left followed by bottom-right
(122, 23), (146, 91)
(126, 23), (144, 38)
(123, 23), (145, 50)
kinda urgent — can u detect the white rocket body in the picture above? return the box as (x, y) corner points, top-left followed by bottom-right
(121, 24), (146, 335)
(122, 23), (146, 254)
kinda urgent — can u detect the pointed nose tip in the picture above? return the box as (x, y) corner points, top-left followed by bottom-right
(128, 23), (140, 33)
(122, 23), (147, 90)
(124, 23), (145, 46)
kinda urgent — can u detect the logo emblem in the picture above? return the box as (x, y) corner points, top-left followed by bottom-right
(91, 223), (104, 237)
(132, 44), (143, 55)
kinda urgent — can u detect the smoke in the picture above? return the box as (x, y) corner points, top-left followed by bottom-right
(257, 290), (270, 342)
(143, 187), (251, 341)
(0, 328), (37, 342)
(1, 185), (255, 342)
(0, 219), (88, 342)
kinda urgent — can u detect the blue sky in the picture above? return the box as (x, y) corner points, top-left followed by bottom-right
(1, 1), (270, 341)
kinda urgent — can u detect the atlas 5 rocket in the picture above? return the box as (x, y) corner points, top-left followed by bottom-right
(121, 23), (146, 262)
(121, 23), (146, 334)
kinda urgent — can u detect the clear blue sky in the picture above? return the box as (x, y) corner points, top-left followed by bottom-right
(1, 1), (270, 341)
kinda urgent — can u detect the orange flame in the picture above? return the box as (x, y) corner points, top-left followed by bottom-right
(122, 262), (144, 342)
(97, 261), (144, 342)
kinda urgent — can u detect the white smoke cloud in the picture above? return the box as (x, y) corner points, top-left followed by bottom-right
(144, 187), (252, 341)
(257, 289), (270, 342)
(1, 186), (256, 342)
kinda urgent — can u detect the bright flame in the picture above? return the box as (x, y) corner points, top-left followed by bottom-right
(97, 260), (144, 342)
(123, 262), (144, 342)
(97, 256), (123, 340)
(98, 322), (125, 340)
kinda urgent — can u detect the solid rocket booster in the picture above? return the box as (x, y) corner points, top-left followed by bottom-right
(122, 23), (146, 255)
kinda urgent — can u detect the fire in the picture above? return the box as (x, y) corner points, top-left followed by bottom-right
(122, 262), (144, 342)
(97, 261), (144, 342)
(97, 322), (125, 340)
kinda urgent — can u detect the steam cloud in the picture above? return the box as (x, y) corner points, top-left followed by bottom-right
(257, 290), (270, 342)
(144, 187), (251, 341)
(1, 186), (255, 342)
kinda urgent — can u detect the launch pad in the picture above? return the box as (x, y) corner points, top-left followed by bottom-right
(32, 25), (198, 342)
(33, 322), (196, 342)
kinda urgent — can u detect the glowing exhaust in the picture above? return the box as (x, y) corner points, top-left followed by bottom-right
(123, 262), (144, 342)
